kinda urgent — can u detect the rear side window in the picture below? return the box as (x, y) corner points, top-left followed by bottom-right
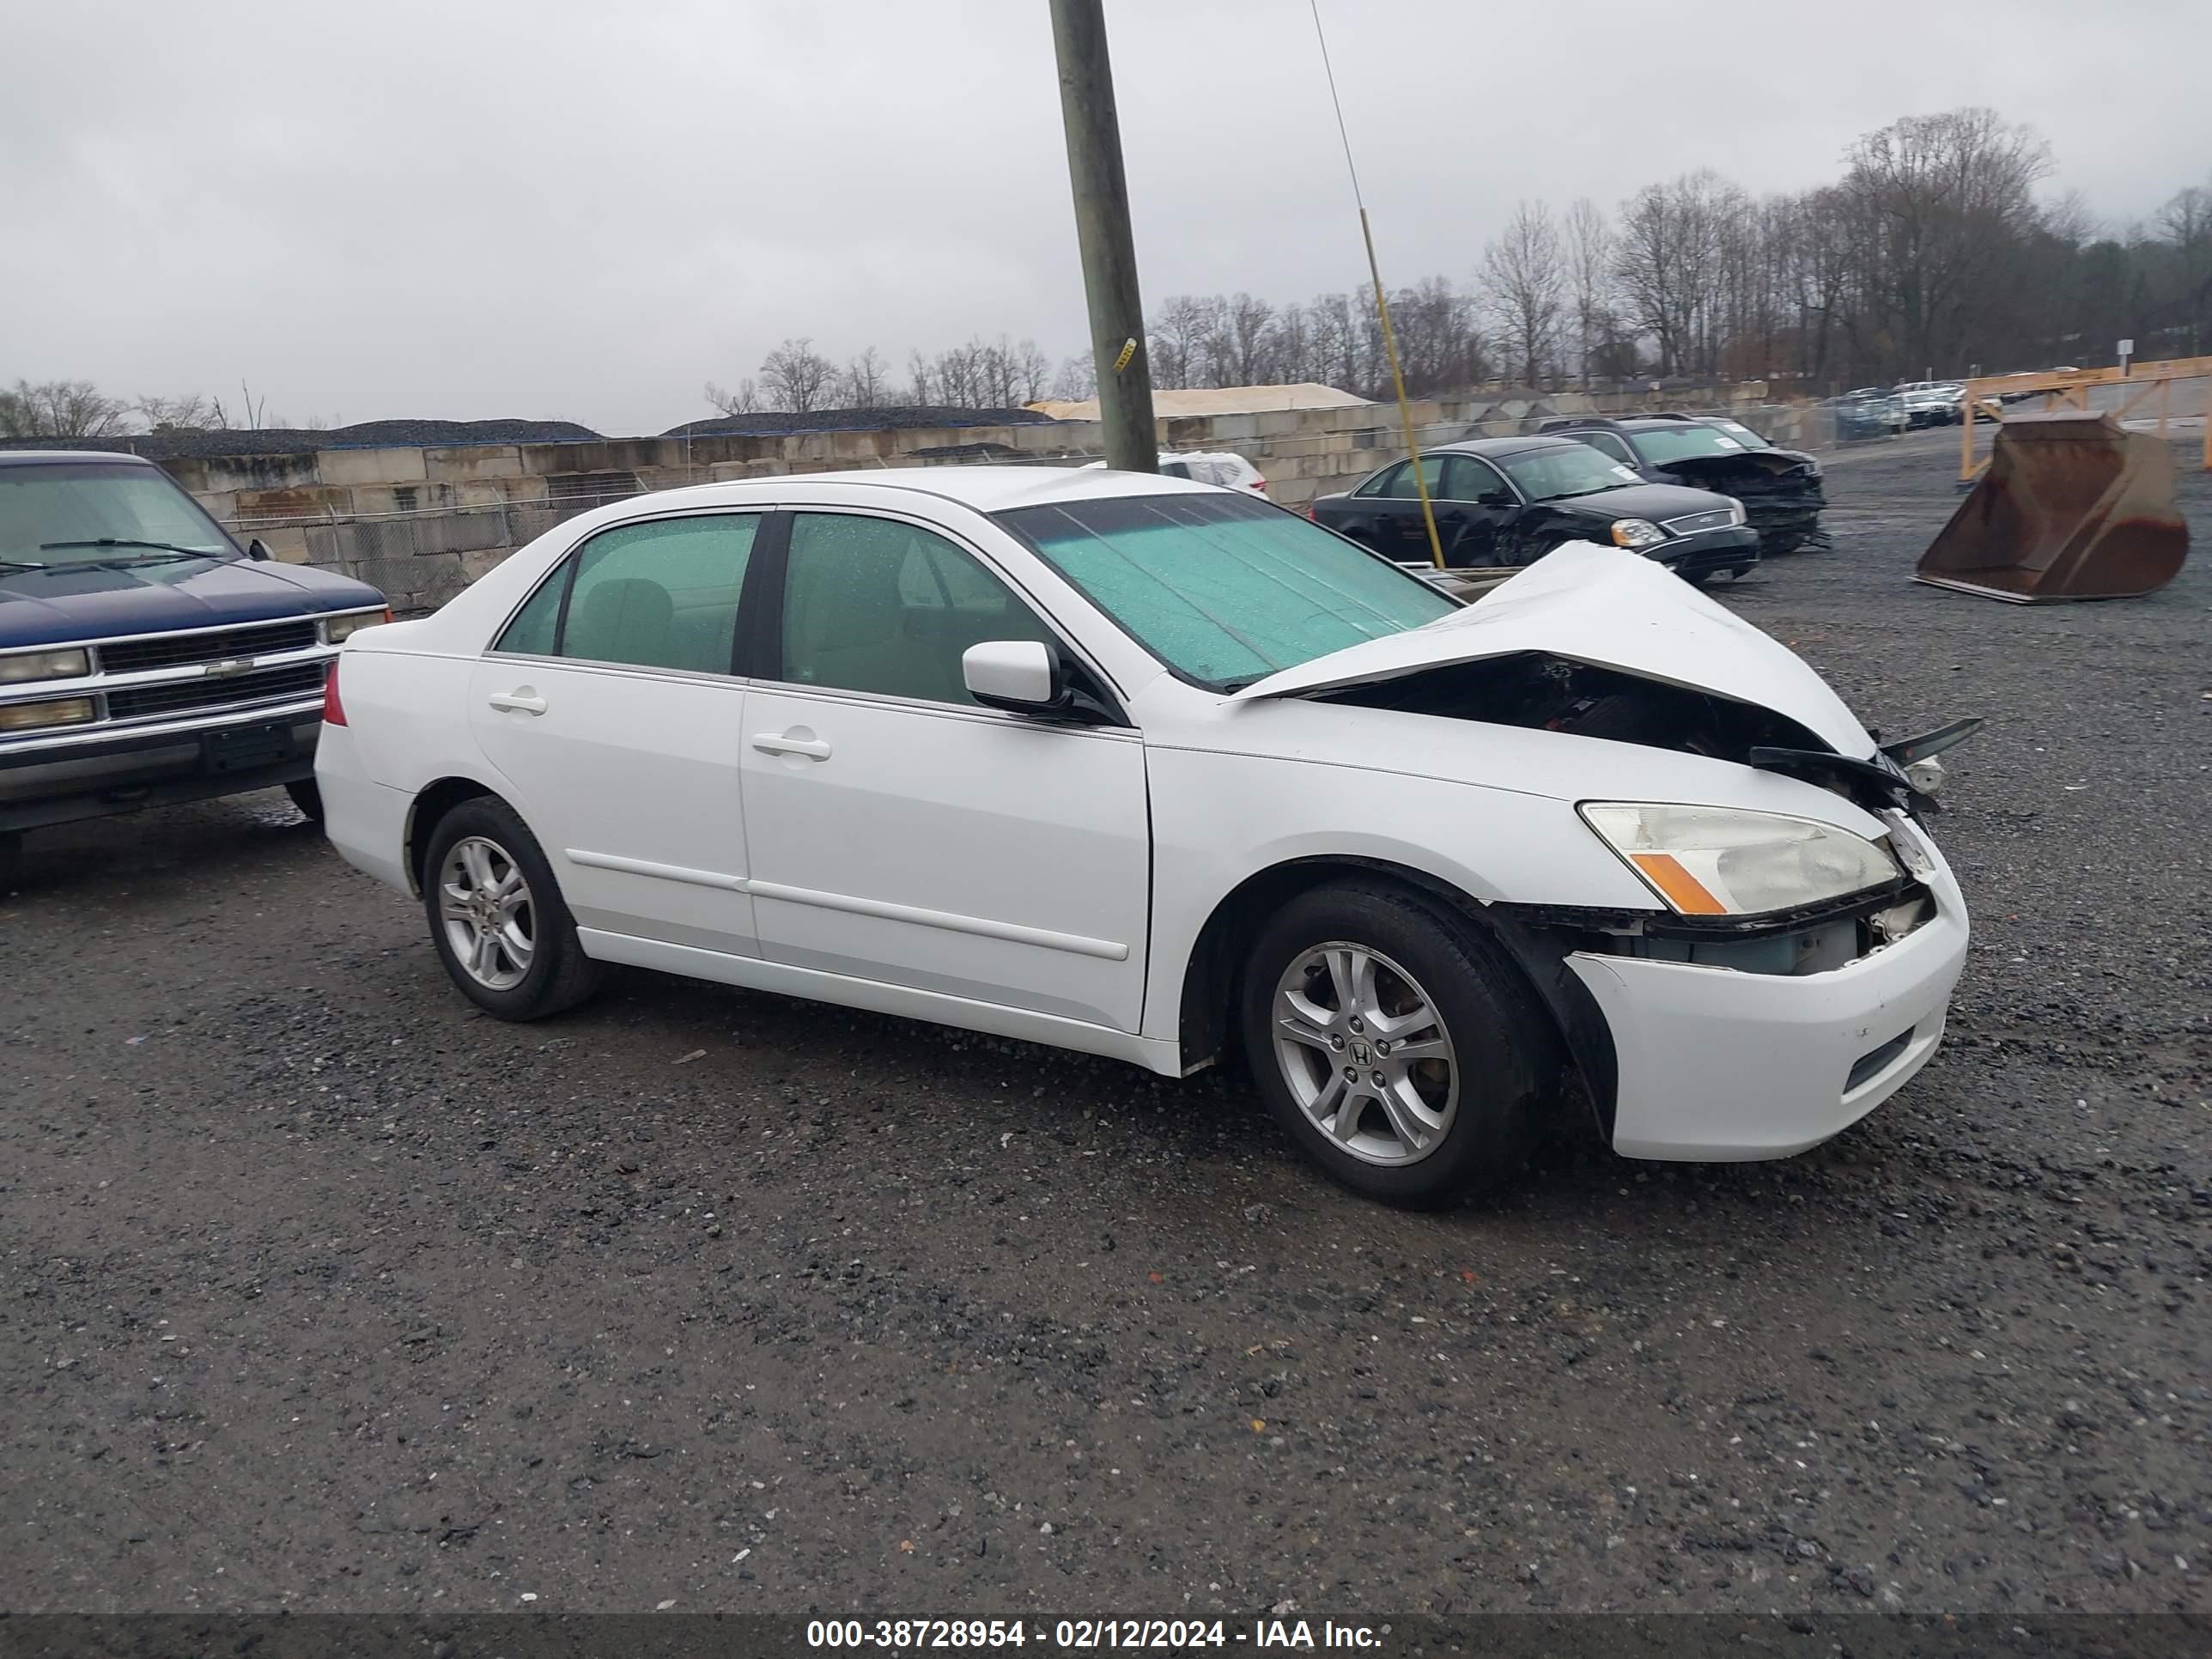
(1575, 431), (1638, 466)
(491, 514), (758, 673)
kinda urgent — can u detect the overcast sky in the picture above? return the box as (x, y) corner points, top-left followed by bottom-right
(3, 0), (2206, 436)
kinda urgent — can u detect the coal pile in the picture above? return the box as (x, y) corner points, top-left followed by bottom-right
(1, 416), (607, 461)
(662, 404), (1057, 439)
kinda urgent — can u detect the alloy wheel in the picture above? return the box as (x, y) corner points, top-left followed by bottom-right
(438, 835), (535, 992)
(1272, 941), (1458, 1166)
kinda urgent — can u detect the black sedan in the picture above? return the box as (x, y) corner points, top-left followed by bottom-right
(1308, 436), (1759, 584)
(1537, 416), (1828, 554)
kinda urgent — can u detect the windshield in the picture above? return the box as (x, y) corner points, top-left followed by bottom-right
(1707, 419), (1770, 447)
(994, 492), (1454, 691)
(1497, 444), (1641, 501)
(1626, 426), (1751, 465)
(0, 461), (238, 571)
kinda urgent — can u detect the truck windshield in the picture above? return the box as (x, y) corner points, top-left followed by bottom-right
(0, 462), (238, 571)
(995, 491), (1454, 691)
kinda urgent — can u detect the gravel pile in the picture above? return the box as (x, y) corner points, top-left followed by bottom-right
(2, 429), (2205, 1616)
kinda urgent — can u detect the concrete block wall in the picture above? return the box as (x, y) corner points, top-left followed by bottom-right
(175, 392), (1820, 611)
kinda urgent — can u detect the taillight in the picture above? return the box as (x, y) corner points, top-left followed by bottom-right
(1305, 502), (1316, 520)
(1251, 479), (1268, 491)
(322, 659), (348, 726)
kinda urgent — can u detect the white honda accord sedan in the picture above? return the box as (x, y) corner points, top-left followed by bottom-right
(318, 466), (1970, 1206)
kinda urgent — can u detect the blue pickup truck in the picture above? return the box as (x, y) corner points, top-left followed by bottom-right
(1, 449), (388, 867)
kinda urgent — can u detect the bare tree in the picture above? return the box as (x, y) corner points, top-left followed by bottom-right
(2156, 179), (2212, 354)
(132, 392), (217, 432)
(1149, 295), (1217, 390)
(838, 347), (889, 410)
(759, 337), (836, 412)
(1049, 355), (1097, 401)
(1563, 198), (1618, 387)
(1480, 200), (1566, 387)
(1835, 108), (2052, 377)
(1613, 171), (1739, 378)
(209, 380), (270, 431)
(0, 379), (131, 439)
(704, 378), (762, 415)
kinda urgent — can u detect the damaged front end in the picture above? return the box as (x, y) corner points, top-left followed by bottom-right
(1657, 452), (1827, 552)
(1317, 649), (1974, 822)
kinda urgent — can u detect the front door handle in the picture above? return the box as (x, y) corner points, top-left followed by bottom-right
(752, 732), (831, 760)
(488, 689), (547, 715)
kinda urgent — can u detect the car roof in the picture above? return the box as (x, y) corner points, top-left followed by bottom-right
(1429, 435), (1587, 459)
(0, 448), (161, 468)
(593, 463), (1228, 519)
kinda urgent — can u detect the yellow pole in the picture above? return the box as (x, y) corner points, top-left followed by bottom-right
(1358, 210), (1444, 568)
(1959, 380), (1976, 482)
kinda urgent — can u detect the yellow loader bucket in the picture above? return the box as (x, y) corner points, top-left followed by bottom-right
(1914, 410), (2189, 602)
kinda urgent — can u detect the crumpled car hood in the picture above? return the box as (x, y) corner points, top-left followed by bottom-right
(1233, 541), (1873, 757)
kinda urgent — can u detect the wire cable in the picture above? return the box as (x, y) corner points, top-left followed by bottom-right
(1309, 0), (1445, 568)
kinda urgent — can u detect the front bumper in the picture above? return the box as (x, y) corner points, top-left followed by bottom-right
(0, 700), (321, 832)
(1565, 871), (1969, 1160)
(1653, 526), (1759, 581)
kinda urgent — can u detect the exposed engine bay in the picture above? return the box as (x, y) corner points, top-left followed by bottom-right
(1319, 647), (1889, 795)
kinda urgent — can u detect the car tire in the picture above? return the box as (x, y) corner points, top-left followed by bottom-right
(285, 779), (325, 823)
(1239, 879), (1560, 1208)
(422, 795), (599, 1021)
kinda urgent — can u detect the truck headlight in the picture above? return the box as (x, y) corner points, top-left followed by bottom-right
(1579, 802), (1902, 916)
(0, 696), (100, 733)
(320, 608), (392, 645)
(0, 647), (94, 683)
(1609, 519), (1666, 550)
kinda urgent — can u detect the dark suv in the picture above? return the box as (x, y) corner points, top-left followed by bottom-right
(1538, 415), (1828, 553)
(1, 450), (388, 865)
(1308, 436), (1759, 583)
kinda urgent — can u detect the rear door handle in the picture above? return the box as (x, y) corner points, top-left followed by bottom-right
(488, 689), (547, 714)
(752, 732), (831, 760)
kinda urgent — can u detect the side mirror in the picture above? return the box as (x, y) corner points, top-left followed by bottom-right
(246, 538), (273, 562)
(963, 640), (1062, 714)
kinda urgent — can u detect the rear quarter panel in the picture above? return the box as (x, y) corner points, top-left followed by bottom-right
(337, 639), (489, 796)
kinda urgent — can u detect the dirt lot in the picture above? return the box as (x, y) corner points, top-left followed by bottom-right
(3, 432), (2207, 1617)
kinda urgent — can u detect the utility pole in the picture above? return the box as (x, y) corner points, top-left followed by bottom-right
(1048, 0), (1158, 473)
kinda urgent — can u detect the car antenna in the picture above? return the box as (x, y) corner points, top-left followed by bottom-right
(1310, 0), (1445, 572)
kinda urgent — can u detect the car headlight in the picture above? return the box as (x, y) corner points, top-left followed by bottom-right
(1609, 519), (1666, 550)
(0, 647), (94, 684)
(1579, 802), (1903, 916)
(0, 696), (100, 733)
(320, 608), (392, 645)
(1727, 500), (1747, 526)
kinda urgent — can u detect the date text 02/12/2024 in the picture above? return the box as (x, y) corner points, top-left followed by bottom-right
(805, 1620), (1383, 1650)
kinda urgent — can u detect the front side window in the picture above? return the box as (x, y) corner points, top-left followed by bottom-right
(0, 461), (238, 574)
(1442, 455), (1512, 501)
(491, 513), (757, 673)
(996, 492), (1455, 691)
(779, 513), (1056, 707)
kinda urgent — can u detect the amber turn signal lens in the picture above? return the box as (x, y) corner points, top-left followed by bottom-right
(1627, 852), (1728, 915)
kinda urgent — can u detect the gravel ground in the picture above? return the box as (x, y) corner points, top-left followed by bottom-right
(3, 431), (2206, 1617)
